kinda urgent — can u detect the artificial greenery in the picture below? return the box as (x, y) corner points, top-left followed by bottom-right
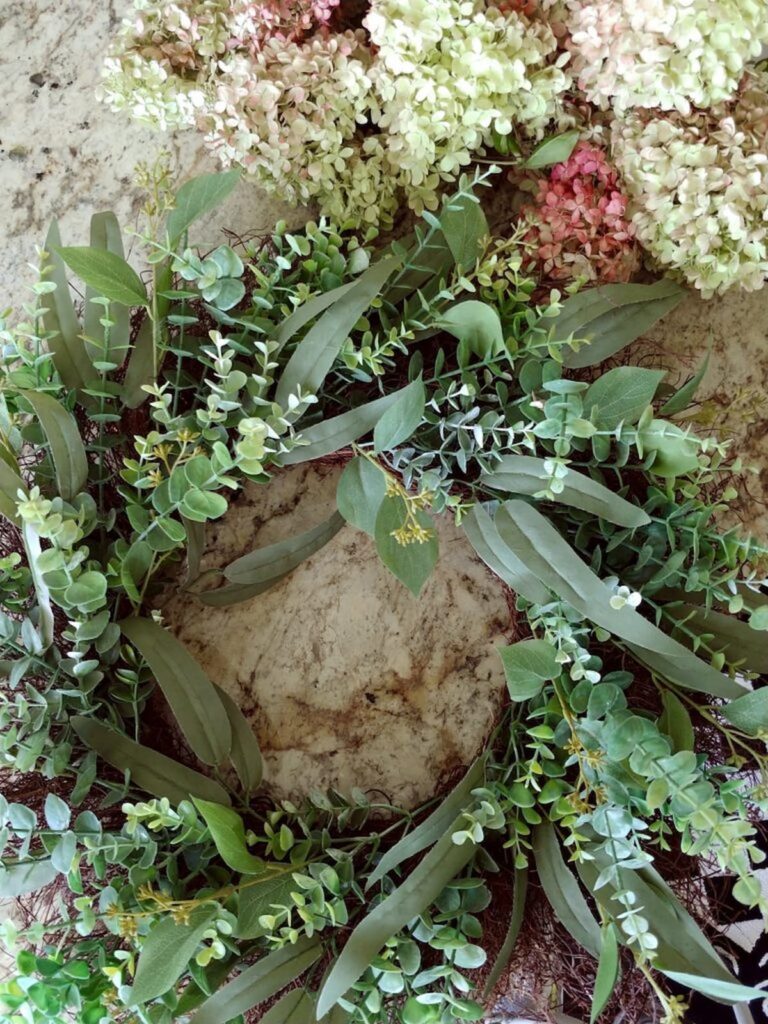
(1, 163), (767, 1024)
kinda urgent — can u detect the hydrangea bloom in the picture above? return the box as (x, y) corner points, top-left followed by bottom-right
(366, 0), (570, 202)
(562, 0), (768, 114)
(522, 142), (638, 283)
(612, 71), (768, 295)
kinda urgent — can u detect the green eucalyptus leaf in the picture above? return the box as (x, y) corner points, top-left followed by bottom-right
(494, 500), (742, 699)
(57, 246), (149, 307)
(180, 488), (229, 523)
(555, 280), (685, 370)
(193, 799), (265, 874)
(40, 221), (94, 394)
(523, 130), (581, 169)
(21, 390), (88, 501)
(0, 858), (58, 898)
(317, 819), (479, 1016)
(0, 459), (25, 524)
(499, 639), (560, 701)
(129, 905), (219, 1005)
(532, 823), (601, 958)
(373, 378), (426, 453)
(260, 988), (317, 1024)
(661, 972), (767, 1005)
(660, 354), (710, 417)
(637, 419), (699, 478)
(224, 511), (343, 585)
(584, 367), (665, 430)
(590, 925), (620, 1024)
(462, 504), (550, 606)
(482, 868), (528, 999)
(84, 212), (131, 367)
(439, 194), (488, 270)
(274, 280), (357, 356)
(192, 937), (322, 1024)
(665, 603), (768, 674)
(71, 717), (230, 805)
(336, 457), (387, 537)
(276, 255), (402, 409)
(659, 690), (695, 752)
(722, 687), (768, 737)
(214, 684), (263, 793)
(166, 170), (241, 247)
(438, 302), (503, 362)
(236, 872), (300, 940)
(22, 522), (54, 650)
(481, 455), (649, 528)
(366, 755), (487, 889)
(282, 383), (421, 465)
(120, 617), (231, 766)
(374, 495), (438, 597)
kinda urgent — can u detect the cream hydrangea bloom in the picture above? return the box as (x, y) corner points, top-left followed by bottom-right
(612, 72), (768, 295)
(564, 0), (768, 114)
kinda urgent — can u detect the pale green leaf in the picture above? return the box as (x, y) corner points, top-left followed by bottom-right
(166, 170), (241, 246)
(665, 602), (768, 674)
(274, 281), (357, 356)
(120, 617), (231, 766)
(215, 684), (263, 793)
(461, 504), (550, 606)
(84, 212), (131, 367)
(22, 390), (88, 501)
(236, 872), (300, 940)
(590, 925), (620, 1023)
(438, 302), (503, 362)
(193, 799), (265, 873)
(499, 638), (560, 701)
(260, 988), (317, 1024)
(660, 354), (710, 416)
(659, 690), (695, 752)
(282, 384), (421, 465)
(481, 868), (527, 999)
(0, 858), (58, 898)
(523, 130), (580, 170)
(722, 687), (768, 737)
(439, 194), (488, 271)
(0, 459), (25, 523)
(40, 221), (94, 393)
(662, 972), (767, 1005)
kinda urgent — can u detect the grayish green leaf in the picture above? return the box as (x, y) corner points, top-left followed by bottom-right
(438, 302), (503, 361)
(523, 130), (580, 170)
(584, 367), (666, 430)
(482, 868), (528, 999)
(224, 511), (343, 585)
(261, 988), (317, 1024)
(590, 925), (619, 1023)
(660, 354), (710, 417)
(665, 603), (768, 674)
(22, 390), (88, 501)
(373, 378), (426, 453)
(659, 690), (695, 752)
(276, 255), (401, 408)
(84, 212), (131, 367)
(662, 972), (767, 1005)
(554, 280), (685, 370)
(366, 755), (487, 889)
(215, 684), (263, 793)
(40, 221), (94, 393)
(274, 281), (357, 356)
(374, 495), (438, 597)
(166, 170), (241, 247)
(130, 905), (219, 1005)
(0, 858), (58, 898)
(481, 455), (650, 528)
(71, 717), (231, 806)
(722, 687), (768, 737)
(462, 504), (550, 606)
(532, 823), (601, 958)
(336, 456), (387, 537)
(499, 639), (560, 701)
(193, 799), (265, 873)
(0, 459), (24, 523)
(193, 937), (322, 1024)
(58, 246), (149, 307)
(120, 617), (231, 766)
(236, 872), (300, 940)
(317, 820), (478, 1016)
(439, 194), (488, 270)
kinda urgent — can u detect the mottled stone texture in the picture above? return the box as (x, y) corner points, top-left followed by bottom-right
(161, 465), (514, 808)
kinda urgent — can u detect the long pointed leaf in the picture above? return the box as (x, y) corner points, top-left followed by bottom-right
(275, 255), (401, 409)
(282, 383), (422, 465)
(461, 504), (550, 605)
(71, 717), (230, 805)
(482, 868), (528, 999)
(215, 684), (263, 793)
(366, 756), (487, 889)
(481, 455), (649, 528)
(192, 937), (322, 1024)
(22, 390), (88, 500)
(166, 170), (241, 247)
(224, 511), (344, 585)
(22, 522), (54, 651)
(494, 501), (742, 699)
(532, 823), (601, 958)
(0, 459), (25, 523)
(274, 281), (358, 356)
(84, 212), (131, 367)
(317, 822), (478, 1016)
(40, 221), (94, 392)
(120, 617), (231, 766)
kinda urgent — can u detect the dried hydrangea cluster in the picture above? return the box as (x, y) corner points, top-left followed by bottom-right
(100, 0), (570, 223)
(612, 71), (768, 296)
(562, 0), (768, 115)
(522, 142), (639, 284)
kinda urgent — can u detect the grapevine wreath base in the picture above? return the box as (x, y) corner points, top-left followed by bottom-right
(1, 168), (768, 1024)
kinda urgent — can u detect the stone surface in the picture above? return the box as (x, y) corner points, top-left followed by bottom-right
(161, 464), (514, 808)
(0, 0), (301, 302)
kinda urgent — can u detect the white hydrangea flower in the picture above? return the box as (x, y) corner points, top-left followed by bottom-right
(613, 71), (768, 296)
(563, 0), (768, 114)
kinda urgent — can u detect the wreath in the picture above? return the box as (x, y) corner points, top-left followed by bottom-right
(1, 165), (767, 1024)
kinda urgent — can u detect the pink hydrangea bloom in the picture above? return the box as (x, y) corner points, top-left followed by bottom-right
(228, 0), (341, 51)
(522, 142), (639, 285)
